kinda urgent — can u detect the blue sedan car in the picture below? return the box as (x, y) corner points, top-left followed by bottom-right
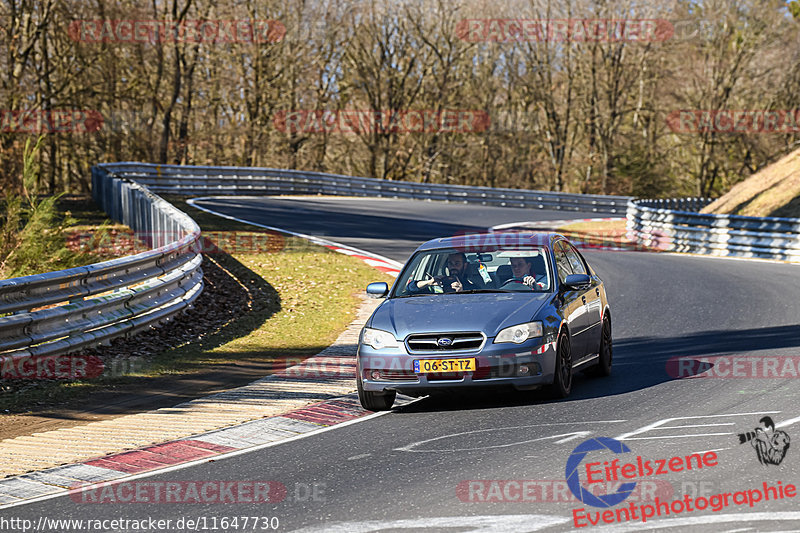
(356, 232), (612, 411)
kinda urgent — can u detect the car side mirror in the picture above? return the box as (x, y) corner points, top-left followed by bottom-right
(563, 274), (591, 289)
(366, 282), (389, 298)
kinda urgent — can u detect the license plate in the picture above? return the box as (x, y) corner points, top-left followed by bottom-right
(413, 358), (476, 373)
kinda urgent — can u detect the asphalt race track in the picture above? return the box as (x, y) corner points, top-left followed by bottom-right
(5, 196), (800, 532)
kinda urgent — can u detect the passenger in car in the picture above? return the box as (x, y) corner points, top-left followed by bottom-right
(509, 257), (542, 290)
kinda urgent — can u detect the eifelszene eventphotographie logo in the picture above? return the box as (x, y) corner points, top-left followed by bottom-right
(563, 436), (798, 528)
(738, 416), (791, 466)
(565, 437), (637, 508)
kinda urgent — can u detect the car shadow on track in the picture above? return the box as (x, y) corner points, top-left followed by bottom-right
(394, 324), (800, 412)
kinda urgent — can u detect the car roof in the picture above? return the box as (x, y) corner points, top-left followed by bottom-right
(413, 232), (566, 252)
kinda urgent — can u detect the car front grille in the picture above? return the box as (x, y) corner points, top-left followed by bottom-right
(405, 332), (485, 354)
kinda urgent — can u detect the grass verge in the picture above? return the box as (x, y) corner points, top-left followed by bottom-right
(0, 197), (394, 414)
(555, 218), (637, 250)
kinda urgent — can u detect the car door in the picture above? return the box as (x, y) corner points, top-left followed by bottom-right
(554, 241), (588, 358)
(564, 243), (603, 356)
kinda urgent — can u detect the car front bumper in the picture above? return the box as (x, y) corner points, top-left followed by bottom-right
(357, 337), (558, 394)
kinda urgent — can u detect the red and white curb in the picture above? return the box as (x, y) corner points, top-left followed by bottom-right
(490, 217), (624, 231)
(0, 393), (411, 508)
(321, 245), (400, 276)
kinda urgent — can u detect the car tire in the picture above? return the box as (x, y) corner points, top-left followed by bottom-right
(357, 374), (396, 411)
(590, 316), (612, 377)
(548, 332), (573, 399)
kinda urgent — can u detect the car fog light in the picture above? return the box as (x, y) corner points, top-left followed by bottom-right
(370, 370), (381, 380)
(518, 365), (530, 376)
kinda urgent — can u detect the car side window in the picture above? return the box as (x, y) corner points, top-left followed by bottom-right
(554, 242), (573, 283)
(412, 254), (433, 280)
(564, 243), (588, 276)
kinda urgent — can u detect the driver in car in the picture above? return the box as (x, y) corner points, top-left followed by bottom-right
(408, 252), (485, 293)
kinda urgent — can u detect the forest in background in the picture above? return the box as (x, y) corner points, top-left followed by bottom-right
(2, 0), (800, 199)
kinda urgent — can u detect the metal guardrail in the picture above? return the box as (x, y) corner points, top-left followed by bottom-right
(5, 157), (794, 369)
(101, 162), (632, 214)
(0, 165), (203, 364)
(5, 158), (794, 369)
(0, 161), (642, 367)
(627, 198), (800, 261)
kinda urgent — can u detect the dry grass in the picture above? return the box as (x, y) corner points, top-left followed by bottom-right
(557, 219), (627, 234)
(149, 246), (394, 373)
(701, 148), (800, 218)
(553, 218), (643, 251)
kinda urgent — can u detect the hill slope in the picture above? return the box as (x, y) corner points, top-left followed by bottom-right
(701, 148), (800, 217)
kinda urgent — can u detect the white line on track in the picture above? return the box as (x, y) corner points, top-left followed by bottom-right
(652, 423), (736, 430)
(347, 453), (372, 461)
(589, 512), (800, 532)
(555, 432), (592, 444)
(616, 412), (782, 441)
(394, 421), (626, 453)
(186, 196), (404, 268)
(776, 414), (800, 428)
(289, 514), (571, 532)
(688, 447), (732, 455)
(622, 433), (732, 441)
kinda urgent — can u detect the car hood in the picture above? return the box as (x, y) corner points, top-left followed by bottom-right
(369, 293), (551, 339)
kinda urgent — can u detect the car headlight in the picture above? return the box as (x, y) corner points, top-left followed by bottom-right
(494, 321), (543, 344)
(361, 327), (399, 350)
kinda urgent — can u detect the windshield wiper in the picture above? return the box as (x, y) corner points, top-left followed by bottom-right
(395, 289), (512, 297)
(459, 289), (512, 294)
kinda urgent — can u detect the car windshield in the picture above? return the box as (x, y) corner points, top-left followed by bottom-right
(393, 246), (552, 297)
